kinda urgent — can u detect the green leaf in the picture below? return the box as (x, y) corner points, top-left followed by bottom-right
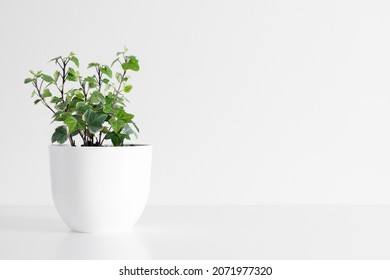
(115, 72), (122, 83)
(87, 62), (100, 69)
(73, 90), (85, 100)
(41, 74), (54, 83)
(102, 78), (110, 84)
(75, 101), (91, 114)
(121, 56), (139, 71)
(64, 116), (81, 134)
(105, 132), (122, 146)
(52, 112), (71, 122)
(89, 91), (105, 105)
(24, 78), (33, 84)
(34, 99), (41, 105)
(103, 103), (115, 114)
(53, 71), (60, 83)
(122, 123), (137, 137)
(116, 109), (134, 123)
(67, 68), (78, 81)
(100, 65), (112, 78)
(50, 96), (62, 104)
(109, 118), (126, 133)
(49, 56), (61, 63)
(83, 110), (107, 134)
(84, 76), (97, 88)
(84, 76), (96, 83)
(69, 56), (79, 67)
(123, 84), (132, 93)
(55, 101), (67, 111)
(131, 121), (140, 133)
(51, 125), (68, 144)
(42, 88), (52, 98)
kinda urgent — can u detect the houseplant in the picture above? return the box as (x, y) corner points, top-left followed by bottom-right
(24, 48), (152, 233)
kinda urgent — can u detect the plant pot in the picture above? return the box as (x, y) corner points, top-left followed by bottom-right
(49, 145), (152, 233)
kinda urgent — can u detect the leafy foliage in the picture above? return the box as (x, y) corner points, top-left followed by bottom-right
(25, 48), (140, 146)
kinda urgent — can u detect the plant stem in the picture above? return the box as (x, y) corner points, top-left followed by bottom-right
(69, 135), (75, 146)
(33, 82), (55, 114)
(116, 69), (127, 94)
(96, 67), (102, 92)
(80, 80), (87, 100)
(60, 58), (68, 101)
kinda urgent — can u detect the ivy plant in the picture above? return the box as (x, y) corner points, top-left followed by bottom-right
(24, 48), (140, 146)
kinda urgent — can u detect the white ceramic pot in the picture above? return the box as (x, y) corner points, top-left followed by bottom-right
(49, 145), (152, 233)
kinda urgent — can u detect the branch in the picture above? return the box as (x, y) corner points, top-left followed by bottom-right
(95, 66), (102, 92)
(33, 81), (55, 114)
(80, 80), (87, 100)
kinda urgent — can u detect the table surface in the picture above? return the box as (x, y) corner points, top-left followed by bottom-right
(0, 205), (389, 260)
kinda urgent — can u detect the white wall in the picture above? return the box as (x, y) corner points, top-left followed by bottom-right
(1, 0), (390, 205)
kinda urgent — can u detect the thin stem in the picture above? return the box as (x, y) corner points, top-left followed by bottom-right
(80, 80), (87, 100)
(69, 135), (76, 146)
(33, 81), (55, 114)
(116, 69), (126, 95)
(78, 131), (86, 146)
(99, 125), (112, 146)
(59, 57), (69, 100)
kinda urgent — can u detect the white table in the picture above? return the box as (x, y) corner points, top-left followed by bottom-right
(0, 206), (388, 259)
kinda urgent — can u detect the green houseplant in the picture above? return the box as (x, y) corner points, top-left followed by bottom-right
(25, 48), (152, 233)
(24, 47), (140, 146)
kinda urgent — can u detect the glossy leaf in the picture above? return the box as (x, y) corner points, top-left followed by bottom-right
(116, 109), (134, 123)
(75, 101), (91, 114)
(52, 112), (71, 122)
(122, 123), (137, 138)
(64, 116), (81, 134)
(41, 74), (54, 83)
(105, 131), (122, 146)
(51, 125), (68, 144)
(87, 62), (99, 68)
(50, 96), (62, 104)
(121, 56), (139, 71)
(42, 88), (52, 98)
(83, 110), (107, 134)
(89, 91), (105, 105)
(123, 84), (132, 93)
(53, 71), (60, 83)
(69, 56), (79, 67)
(109, 118), (126, 133)
(100, 65), (112, 78)
(67, 68), (78, 81)
(115, 72), (122, 83)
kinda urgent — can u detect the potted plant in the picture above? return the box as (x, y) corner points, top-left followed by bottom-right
(24, 48), (152, 233)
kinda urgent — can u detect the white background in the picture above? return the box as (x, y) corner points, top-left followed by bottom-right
(1, 0), (390, 206)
